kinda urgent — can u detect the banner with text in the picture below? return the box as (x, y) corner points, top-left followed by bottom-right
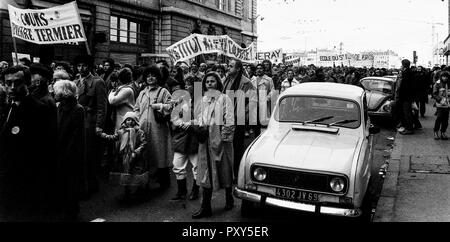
(257, 49), (283, 64)
(8, 1), (87, 44)
(166, 34), (257, 64)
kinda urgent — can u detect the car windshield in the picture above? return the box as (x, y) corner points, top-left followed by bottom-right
(274, 96), (361, 129)
(361, 79), (393, 94)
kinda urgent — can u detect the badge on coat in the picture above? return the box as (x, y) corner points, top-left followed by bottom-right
(11, 126), (20, 135)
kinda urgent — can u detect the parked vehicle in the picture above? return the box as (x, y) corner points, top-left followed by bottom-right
(234, 82), (379, 219)
(360, 77), (397, 119)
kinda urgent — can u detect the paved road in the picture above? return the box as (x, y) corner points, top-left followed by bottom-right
(79, 119), (395, 222)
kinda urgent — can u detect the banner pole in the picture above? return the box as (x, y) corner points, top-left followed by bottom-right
(85, 41), (91, 55)
(12, 37), (19, 66)
(73, 1), (91, 56)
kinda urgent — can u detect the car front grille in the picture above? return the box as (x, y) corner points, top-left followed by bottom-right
(251, 165), (348, 195)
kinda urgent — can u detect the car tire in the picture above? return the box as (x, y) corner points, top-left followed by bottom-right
(240, 200), (256, 218)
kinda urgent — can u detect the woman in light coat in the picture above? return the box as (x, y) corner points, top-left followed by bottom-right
(192, 72), (235, 219)
(134, 65), (173, 190)
(108, 67), (136, 131)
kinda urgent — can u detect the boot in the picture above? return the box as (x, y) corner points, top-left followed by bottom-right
(171, 179), (187, 200)
(192, 188), (212, 219)
(188, 180), (200, 201)
(224, 187), (234, 211)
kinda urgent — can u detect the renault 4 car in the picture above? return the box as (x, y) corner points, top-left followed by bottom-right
(234, 82), (379, 219)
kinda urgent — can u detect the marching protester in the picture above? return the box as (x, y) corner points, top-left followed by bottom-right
(54, 80), (86, 221)
(108, 67), (136, 131)
(414, 66), (432, 118)
(134, 65), (174, 191)
(222, 59), (256, 180)
(280, 68), (300, 93)
(396, 59), (416, 135)
(100, 111), (148, 202)
(170, 83), (200, 201)
(192, 72), (235, 219)
(0, 65), (57, 221)
(74, 55), (107, 197)
(432, 71), (450, 140)
(251, 63), (275, 136)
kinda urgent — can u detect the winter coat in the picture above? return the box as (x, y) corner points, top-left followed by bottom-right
(108, 84), (135, 131)
(432, 80), (450, 108)
(55, 97), (87, 212)
(395, 68), (415, 103)
(75, 73), (107, 131)
(0, 95), (56, 218)
(196, 94), (235, 190)
(280, 78), (300, 93)
(171, 96), (199, 154)
(222, 74), (257, 126)
(134, 86), (174, 169)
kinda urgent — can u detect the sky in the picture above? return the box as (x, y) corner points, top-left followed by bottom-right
(257, 0), (449, 66)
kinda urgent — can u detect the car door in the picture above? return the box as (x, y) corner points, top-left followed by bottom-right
(362, 93), (373, 192)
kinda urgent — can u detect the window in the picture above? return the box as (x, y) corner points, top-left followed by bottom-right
(110, 15), (150, 45)
(110, 16), (118, 41)
(119, 18), (128, 43)
(218, 0), (226, 10)
(248, 0), (252, 19)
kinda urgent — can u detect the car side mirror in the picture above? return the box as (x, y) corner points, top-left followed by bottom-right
(369, 125), (380, 135)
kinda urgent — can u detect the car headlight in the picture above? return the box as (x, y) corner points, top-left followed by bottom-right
(253, 167), (267, 182)
(381, 101), (392, 112)
(330, 177), (345, 192)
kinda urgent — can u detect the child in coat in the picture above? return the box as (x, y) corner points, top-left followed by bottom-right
(100, 111), (148, 201)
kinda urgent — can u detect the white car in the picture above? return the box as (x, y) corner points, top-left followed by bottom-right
(234, 82), (379, 219)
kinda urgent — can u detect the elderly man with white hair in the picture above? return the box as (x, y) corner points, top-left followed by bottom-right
(53, 80), (87, 221)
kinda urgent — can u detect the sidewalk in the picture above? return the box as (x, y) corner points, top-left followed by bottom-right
(374, 102), (450, 222)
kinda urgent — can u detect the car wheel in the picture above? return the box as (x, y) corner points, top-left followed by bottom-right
(240, 199), (256, 218)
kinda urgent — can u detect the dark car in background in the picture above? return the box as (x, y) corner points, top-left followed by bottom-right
(360, 77), (397, 120)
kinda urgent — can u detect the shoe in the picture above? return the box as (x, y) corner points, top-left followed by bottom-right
(399, 129), (414, 135)
(397, 127), (405, 132)
(441, 133), (448, 140)
(434, 132), (441, 140)
(192, 207), (212, 219)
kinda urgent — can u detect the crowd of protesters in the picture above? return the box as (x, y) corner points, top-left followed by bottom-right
(0, 55), (447, 221)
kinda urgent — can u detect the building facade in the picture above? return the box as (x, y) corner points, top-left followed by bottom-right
(0, 0), (257, 66)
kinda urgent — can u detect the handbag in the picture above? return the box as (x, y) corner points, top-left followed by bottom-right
(153, 87), (171, 123)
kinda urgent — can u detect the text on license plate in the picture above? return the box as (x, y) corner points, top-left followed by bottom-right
(275, 188), (319, 202)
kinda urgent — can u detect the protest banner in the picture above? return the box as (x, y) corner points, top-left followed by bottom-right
(166, 34), (257, 64)
(257, 49), (283, 64)
(8, 1), (87, 44)
(11, 52), (30, 66)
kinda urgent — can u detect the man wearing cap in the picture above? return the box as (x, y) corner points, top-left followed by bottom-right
(73, 55), (107, 196)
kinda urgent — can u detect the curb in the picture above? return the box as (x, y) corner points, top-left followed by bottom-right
(373, 131), (403, 222)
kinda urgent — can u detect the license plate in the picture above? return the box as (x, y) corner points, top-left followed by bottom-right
(275, 188), (320, 202)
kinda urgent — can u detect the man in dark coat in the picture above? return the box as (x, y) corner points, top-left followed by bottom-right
(74, 55), (107, 196)
(223, 59), (256, 186)
(414, 66), (432, 117)
(0, 66), (56, 221)
(396, 59), (416, 135)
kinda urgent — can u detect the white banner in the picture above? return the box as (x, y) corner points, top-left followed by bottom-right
(11, 52), (30, 66)
(257, 49), (283, 64)
(166, 34), (257, 64)
(8, 1), (87, 44)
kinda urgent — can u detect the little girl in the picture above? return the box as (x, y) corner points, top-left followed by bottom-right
(101, 111), (148, 201)
(432, 71), (450, 140)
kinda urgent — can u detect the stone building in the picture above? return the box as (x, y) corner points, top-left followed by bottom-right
(0, 0), (257, 66)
